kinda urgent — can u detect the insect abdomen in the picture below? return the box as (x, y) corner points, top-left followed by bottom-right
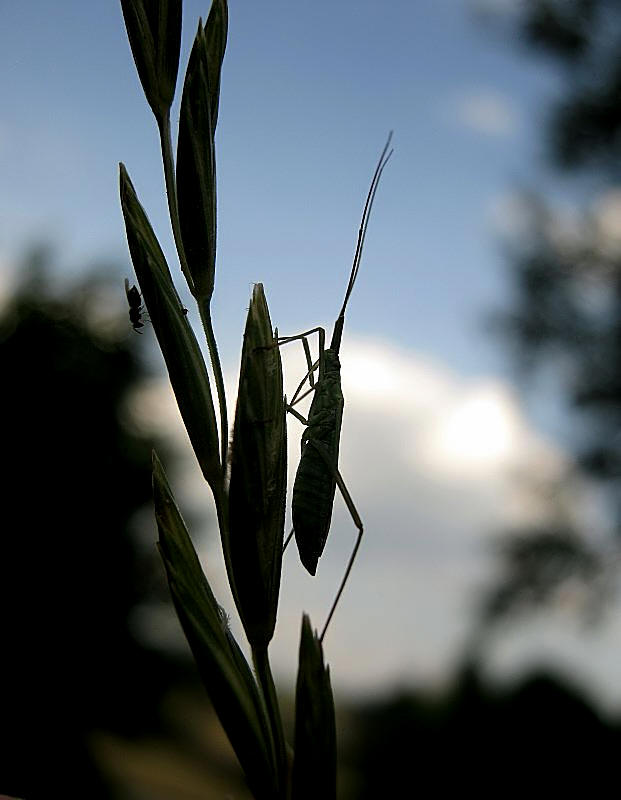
(292, 442), (337, 575)
(291, 349), (343, 575)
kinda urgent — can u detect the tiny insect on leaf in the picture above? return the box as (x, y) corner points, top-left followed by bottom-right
(124, 277), (145, 332)
(120, 164), (221, 492)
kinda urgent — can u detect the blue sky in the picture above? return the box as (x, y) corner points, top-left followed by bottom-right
(0, 0), (562, 375)
(6, 0), (620, 706)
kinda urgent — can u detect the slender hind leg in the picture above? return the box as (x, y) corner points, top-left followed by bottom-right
(281, 422), (364, 642)
(306, 439), (363, 642)
(277, 331), (325, 555)
(282, 406), (310, 554)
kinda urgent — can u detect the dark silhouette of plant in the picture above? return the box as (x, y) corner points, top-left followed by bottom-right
(116, 1), (390, 797)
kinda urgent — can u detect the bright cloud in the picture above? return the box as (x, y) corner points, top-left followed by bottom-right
(417, 381), (525, 477)
(129, 335), (621, 708)
(273, 336), (568, 691)
(128, 335), (574, 696)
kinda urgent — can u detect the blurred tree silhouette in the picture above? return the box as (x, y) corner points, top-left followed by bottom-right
(516, 0), (621, 171)
(0, 248), (184, 799)
(479, 0), (621, 626)
(344, 665), (621, 796)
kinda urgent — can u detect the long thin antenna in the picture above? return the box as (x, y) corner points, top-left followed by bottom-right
(330, 131), (393, 352)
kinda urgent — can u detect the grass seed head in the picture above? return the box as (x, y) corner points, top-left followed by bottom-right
(120, 164), (221, 491)
(120, 0), (182, 122)
(228, 284), (287, 649)
(292, 614), (337, 800)
(153, 452), (279, 798)
(176, 23), (219, 301)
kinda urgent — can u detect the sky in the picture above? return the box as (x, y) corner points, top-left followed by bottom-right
(4, 0), (621, 709)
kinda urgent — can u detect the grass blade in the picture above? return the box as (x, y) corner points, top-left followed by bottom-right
(203, 0), (228, 129)
(120, 0), (182, 123)
(120, 163), (221, 492)
(229, 284), (287, 649)
(292, 614), (337, 800)
(176, 22), (218, 302)
(153, 452), (279, 799)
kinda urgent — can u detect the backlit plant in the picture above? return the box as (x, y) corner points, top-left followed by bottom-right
(117, 2), (384, 796)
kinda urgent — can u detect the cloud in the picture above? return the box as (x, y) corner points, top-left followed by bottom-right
(266, 336), (569, 690)
(128, 335), (575, 695)
(453, 88), (520, 137)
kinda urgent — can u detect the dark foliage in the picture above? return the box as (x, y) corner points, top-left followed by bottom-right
(0, 252), (183, 799)
(480, 528), (604, 624)
(499, 1), (621, 481)
(514, 1), (621, 171)
(347, 663), (621, 796)
(479, 0), (621, 626)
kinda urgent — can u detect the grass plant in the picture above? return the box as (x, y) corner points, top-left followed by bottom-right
(118, 2), (367, 796)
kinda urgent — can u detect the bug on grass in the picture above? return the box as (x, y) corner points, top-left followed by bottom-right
(124, 277), (145, 333)
(280, 133), (393, 639)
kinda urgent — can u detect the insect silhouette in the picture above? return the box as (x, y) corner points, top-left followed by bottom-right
(124, 278), (145, 333)
(280, 133), (393, 640)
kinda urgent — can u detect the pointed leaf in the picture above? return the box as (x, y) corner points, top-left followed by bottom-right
(153, 452), (278, 799)
(229, 284), (287, 649)
(120, 164), (221, 491)
(177, 23), (218, 301)
(120, 0), (182, 121)
(292, 615), (337, 800)
(204, 0), (228, 129)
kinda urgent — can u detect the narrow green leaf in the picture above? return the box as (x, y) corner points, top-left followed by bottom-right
(292, 615), (337, 800)
(153, 452), (279, 800)
(176, 1), (227, 301)
(119, 163), (221, 491)
(204, 0), (228, 129)
(176, 23), (218, 301)
(120, 0), (182, 122)
(229, 284), (287, 649)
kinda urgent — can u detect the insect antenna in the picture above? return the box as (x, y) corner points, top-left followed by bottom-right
(330, 131), (393, 353)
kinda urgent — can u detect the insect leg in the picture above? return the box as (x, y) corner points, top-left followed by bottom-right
(303, 439), (364, 643)
(283, 529), (295, 552)
(291, 337), (318, 407)
(277, 331), (325, 556)
(286, 405), (308, 426)
(282, 405), (310, 554)
(277, 326), (325, 406)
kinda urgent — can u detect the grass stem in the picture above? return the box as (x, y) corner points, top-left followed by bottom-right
(158, 112), (228, 474)
(253, 645), (288, 798)
(199, 299), (229, 476)
(158, 113), (195, 295)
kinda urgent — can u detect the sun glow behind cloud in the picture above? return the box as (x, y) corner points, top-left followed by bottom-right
(418, 383), (522, 477)
(338, 336), (561, 490)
